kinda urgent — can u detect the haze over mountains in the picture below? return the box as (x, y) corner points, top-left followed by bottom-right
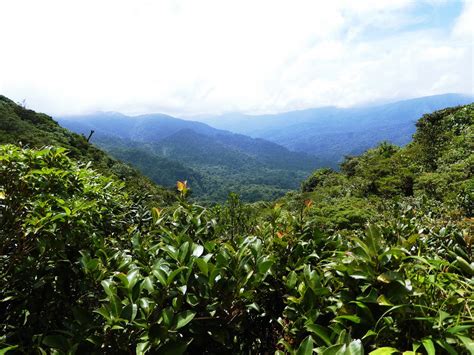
(58, 93), (473, 201)
(196, 93), (474, 165)
(58, 113), (321, 202)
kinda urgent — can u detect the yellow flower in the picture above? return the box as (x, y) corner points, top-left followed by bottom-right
(152, 207), (161, 217)
(176, 180), (187, 192)
(176, 180), (189, 197)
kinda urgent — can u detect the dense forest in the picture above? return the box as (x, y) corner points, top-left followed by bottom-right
(0, 97), (473, 354)
(57, 94), (473, 202)
(0, 95), (175, 205)
(197, 94), (474, 164)
(58, 112), (322, 202)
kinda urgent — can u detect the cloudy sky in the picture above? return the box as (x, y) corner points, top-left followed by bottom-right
(0, 0), (472, 116)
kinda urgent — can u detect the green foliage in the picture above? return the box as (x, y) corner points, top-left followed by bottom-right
(92, 132), (312, 203)
(0, 145), (133, 352)
(301, 168), (336, 192)
(0, 95), (175, 205)
(59, 113), (321, 203)
(1, 103), (473, 354)
(0, 146), (278, 353)
(299, 105), (473, 217)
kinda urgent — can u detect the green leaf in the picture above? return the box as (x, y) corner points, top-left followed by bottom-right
(136, 341), (149, 355)
(447, 325), (474, 334)
(94, 306), (111, 321)
(179, 241), (190, 263)
(0, 346), (18, 355)
(192, 244), (204, 257)
(152, 269), (168, 286)
(142, 276), (155, 293)
(321, 340), (364, 355)
(115, 273), (129, 287)
(421, 337), (436, 355)
(366, 224), (381, 256)
(447, 324), (473, 334)
(377, 271), (401, 284)
(195, 258), (208, 276)
(286, 271), (298, 289)
(42, 335), (68, 350)
(127, 269), (140, 289)
(167, 266), (187, 286)
(305, 323), (331, 346)
(296, 335), (314, 355)
(435, 339), (458, 355)
(456, 335), (474, 354)
(110, 295), (123, 317)
(334, 315), (361, 324)
(257, 259), (273, 275)
(322, 344), (344, 355)
(121, 303), (138, 322)
(175, 310), (196, 329)
(377, 295), (393, 306)
(370, 348), (399, 355)
(186, 293), (200, 307)
(347, 340), (364, 355)
(139, 297), (152, 314)
(455, 256), (474, 276)
(158, 341), (189, 355)
(101, 279), (115, 298)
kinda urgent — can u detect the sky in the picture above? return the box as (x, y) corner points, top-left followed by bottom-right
(0, 0), (473, 117)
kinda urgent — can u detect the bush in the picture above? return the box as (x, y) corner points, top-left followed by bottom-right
(1, 101), (473, 354)
(0, 145), (132, 352)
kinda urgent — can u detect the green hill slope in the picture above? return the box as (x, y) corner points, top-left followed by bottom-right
(58, 112), (323, 202)
(1, 102), (472, 354)
(274, 103), (472, 234)
(0, 95), (174, 203)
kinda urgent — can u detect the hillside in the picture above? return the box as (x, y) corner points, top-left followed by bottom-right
(1, 102), (472, 354)
(59, 112), (220, 142)
(87, 134), (205, 193)
(0, 95), (174, 204)
(58, 112), (322, 202)
(197, 94), (474, 166)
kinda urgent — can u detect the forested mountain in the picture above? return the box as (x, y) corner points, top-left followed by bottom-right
(0, 95), (174, 204)
(58, 112), (320, 170)
(59, 112), (221, 142)
(58, 112), (322, 202)
(197, 93), (474, 166)
(1, 101), (472, 354)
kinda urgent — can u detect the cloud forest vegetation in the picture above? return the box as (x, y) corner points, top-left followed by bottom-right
(0, 97), (473, 354)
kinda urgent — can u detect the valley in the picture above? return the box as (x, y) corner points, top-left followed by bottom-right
(1, 95), (473, 353)
(1, 1), (472, 353)
(57, 93), (473, 201)
(58, 112), (322, 202)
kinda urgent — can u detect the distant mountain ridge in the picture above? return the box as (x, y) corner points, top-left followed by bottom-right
(57, 93), (473, 199)
(58, 112), (322, 202)
(59, 112), (222, 141)
(58, 112), (320, 169)
(195, 93), (474, 166)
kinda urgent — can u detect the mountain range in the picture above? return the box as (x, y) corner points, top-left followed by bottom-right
(57, 93), (473, 201)
(58, 113), (321, 202)
(196, 93), (474, 165)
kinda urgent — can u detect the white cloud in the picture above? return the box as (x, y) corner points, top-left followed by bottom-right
(0, 0), (472, 116)
(453, 0), (474, 38)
